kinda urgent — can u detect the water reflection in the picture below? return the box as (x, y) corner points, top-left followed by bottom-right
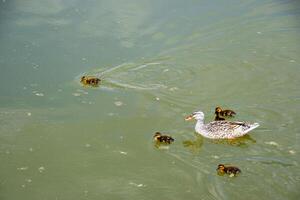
(183, 134), (256, 152)
(211, 134), (256, 147)
(183, 134), (204, 154)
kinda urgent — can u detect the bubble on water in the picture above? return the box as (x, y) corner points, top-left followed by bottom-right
(129, 181), (145, 187)
(17, 167), (28, 171)
(35, 93), (44, 97)
(289, 60), (295, 63)
(27, 112), (32, 116)
(155, 97), (160, 101)
(169, 87), (178, 91)
(38, 166), (45, 173)
(256, 31), (262, 34)
(119, 151), (128, 155)
(114, 101), (123, 106)
(212, 155), (220, 159)
(72, 93), (81, 97)
(289, 150), (296, 155)
(85, 144), (91, 148)
(26, 179), (32, 183)
(265, 141), (279, 146)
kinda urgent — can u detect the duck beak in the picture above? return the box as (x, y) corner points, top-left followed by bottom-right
(185, 115), (194, 121)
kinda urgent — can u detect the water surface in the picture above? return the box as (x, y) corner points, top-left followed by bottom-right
(0, 0), (300, 199)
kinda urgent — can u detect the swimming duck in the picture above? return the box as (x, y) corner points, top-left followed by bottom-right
(217, 164), (241, 177)
(214, 107), (236, 121)
(185, 111), (259, 139)
(153, 132), (174, 144)
(80, 76), (101, 87)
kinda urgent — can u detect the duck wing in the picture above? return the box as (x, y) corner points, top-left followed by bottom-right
(205, 121), (259, 138)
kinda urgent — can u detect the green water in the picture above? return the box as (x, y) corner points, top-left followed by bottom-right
(1, 0), (300, 199)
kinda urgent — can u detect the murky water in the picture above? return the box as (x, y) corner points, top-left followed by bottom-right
(1, 0), (300, 199)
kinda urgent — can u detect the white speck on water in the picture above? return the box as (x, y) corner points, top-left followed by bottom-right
(169, 87), (178, 91)
(29, 148), (34, 152)
(108, 112), (116, 116)
(35, 93), (44, 97)
(212, 155), (220, 159)
(72, 93), (81, 97)
(81, 58), (87, 61)
(265, 141), (279, 146)
(38, 166), (45, 173)
(289, 150), (296, 154)
(289, 60), (295, 63)
(155, 97), (160, 101)
(21, 184), (26, 188)
(129, 182), (145, 187)
(229, 174), (235, 178)
(257, 31), (262, 34)
(252, 51), (257, 54)
(85, 144), (91, 148)
(119, 151), (128, 155)
(17, 167), (28, 171)
(26, 179), (32, 183)
(57, 89), (63, 92)
(114, 101), (123, 106)
(163, 69), (169, 73)
(23, 87), (27, 90)
(27, 112), (32, 116)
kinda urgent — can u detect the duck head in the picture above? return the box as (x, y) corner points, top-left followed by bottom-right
(215, 107), (222, 114)
(153, 132), (162, 140)
(185, 111), (204, 121)
(217, 164), (225, 172)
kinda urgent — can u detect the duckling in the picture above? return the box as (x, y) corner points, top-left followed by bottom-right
(80, 76), (101, 87)
(217, 164), (241, 177)
(214, 107), (236, 121)
(214, 114), (225, 121)
(153, 132), (174, 144)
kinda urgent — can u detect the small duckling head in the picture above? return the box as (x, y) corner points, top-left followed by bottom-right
(81, 76), (86, 82)
(215, 107), (222, 114)
(217, 164), (225, 172)
(153, 132), (162, 141)
(185, 111), (204, 121)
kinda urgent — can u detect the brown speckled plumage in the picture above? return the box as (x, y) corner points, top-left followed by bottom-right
(217, 164), (241, 176)
(153, 132), (174, 144)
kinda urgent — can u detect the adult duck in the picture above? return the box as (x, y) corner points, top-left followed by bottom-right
(185, 111), (259, 139)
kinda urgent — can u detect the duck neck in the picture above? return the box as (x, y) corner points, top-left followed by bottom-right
(195, 119), (205, 132)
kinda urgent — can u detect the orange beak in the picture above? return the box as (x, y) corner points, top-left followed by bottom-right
(185, 115), (194, 121)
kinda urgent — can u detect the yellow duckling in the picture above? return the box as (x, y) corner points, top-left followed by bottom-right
(80, 76), (101, 87)
(153, 132), (174, 144)
(214, 106), (236, 121)
(217, 164), (241, 177)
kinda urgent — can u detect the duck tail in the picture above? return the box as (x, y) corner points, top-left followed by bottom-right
(244, 123), (260, 134)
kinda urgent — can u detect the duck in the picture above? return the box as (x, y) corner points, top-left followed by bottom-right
(185, 111), (259, 139)
(214, 106), (236, 121)
(153, 132), (174, 144)
(217, 164), (241, 177)
(80, 76), (101, 87)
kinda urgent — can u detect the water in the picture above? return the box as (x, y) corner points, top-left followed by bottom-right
(0, 0), (300, 199)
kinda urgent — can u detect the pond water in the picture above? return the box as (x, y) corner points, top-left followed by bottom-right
(0, 0), (300, 199)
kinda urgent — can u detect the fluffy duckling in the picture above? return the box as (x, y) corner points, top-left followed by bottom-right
(80, 76), (101, 87)
(214, 107), (236, 121)
(153, 132), (174, 144)
(217, 164), (241, 177)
